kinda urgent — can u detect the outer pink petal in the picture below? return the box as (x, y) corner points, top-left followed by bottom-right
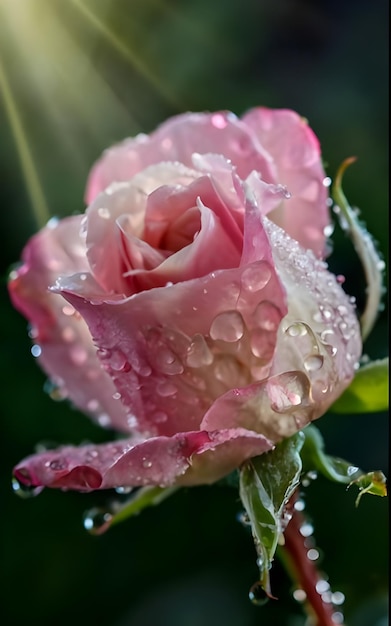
(51, 253), (287, 438)
(13, 429), (274, 491)
(8, 217), (130, 433)
(85, 112), (276, 203)
(202, 218), (362, 441)
(242, 107), (329, 258)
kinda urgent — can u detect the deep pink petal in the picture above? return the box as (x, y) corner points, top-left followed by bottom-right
(8, 217), (130, 433)
(51, 252), (287, 437)
(14, 428), (274, 491)
(242, 107), (329, 257)
(85, 112), (276, 203)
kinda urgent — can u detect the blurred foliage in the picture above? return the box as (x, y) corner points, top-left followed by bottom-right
(0, 1), (388, 625)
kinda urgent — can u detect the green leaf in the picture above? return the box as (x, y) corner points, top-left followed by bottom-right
(301, 424), (387, 505)
(330, 357), (389, 414)
(239, 432), (304, 596)
(332, 158), (385, 341)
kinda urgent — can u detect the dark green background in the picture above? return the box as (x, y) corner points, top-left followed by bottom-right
(0, 1), (388, 625)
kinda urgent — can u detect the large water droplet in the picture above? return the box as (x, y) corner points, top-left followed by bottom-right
(12, 476), (43, 498)
(250, 328), (274, 360)
(186, 334), (213, 368)
(210, 310), (245, 342)
(248, 582), (269, 606)
(241, 263), (271, 292)
(83, 507), (113, 535)
(108, 349), (129, 372)
(285, 322), (309, 337)
(304, 354), (324, 372)
(267, 372), (310, 413)
(31, 344), (42, 358)
(253, 301), (281, 331)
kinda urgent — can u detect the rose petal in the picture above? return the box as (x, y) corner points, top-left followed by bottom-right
(13, 428), (274, 491)
(52, 249), (286, 437)
(242, 107), (329, 257)
(201, 218), (362, 440)
(8, 217), (130, 433)
(85, 112), (276, 203)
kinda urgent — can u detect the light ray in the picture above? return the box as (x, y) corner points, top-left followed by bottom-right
(69, 0), (183, 110)
(0, 56), (50, 229)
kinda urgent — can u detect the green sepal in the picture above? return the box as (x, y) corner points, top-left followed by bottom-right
(332, 157), (385, 341)
(301, 424), (387, 505)
(330, 357), (388, 414)
(239, 432), (304, 596)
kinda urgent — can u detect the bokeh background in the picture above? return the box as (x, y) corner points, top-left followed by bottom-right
(0, 1), (388, 625)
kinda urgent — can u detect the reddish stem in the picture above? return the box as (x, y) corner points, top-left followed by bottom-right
(281, 494), (344, 626)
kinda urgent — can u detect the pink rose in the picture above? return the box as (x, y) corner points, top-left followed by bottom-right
(9, 108), (361, 492)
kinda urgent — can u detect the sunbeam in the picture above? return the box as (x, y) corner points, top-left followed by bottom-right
(69, 0), (183, 110)
(0, 57), (50, 229)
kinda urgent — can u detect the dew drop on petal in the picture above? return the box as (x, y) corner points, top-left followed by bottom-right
(285, 322), (309, 337)
(70, 346), (88, 366)
(267, 372), (310, 413)
(31, 344), (42, 357)
(156, 381), (177, 397)
(186, 334), (213, 368)
(97, 207), (110, 219)
(248, 582), (269, 606)
(331, 592), (345, 606)
(307, 548), (320, 561)
(299, 522), (314, 538)
(211, 113), (228, 129)
(315, 580), (330, 594)
(210, 310), (245, 342)
(12, 476), (43, 499)
(304, 354), (324, 372)
(83, 507), (113, 535)
(241, 263), (272, 292)
(253, 301), (281, 331)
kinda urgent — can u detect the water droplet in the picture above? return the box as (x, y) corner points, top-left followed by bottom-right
(294, 499), (305, 511)
(108, 350), (129, 372)
(142, 458), (153, 469)
(322, 177), (332, 187)
(267, 372), (310, 413)
(156, 381), (177, 397)
(304, 354), (324, 372)
(331, 592), (345, 606)
(31, 344), (42, 357)
(241, 263), (272, 292)
(211, 113), (228, 129)
(44, 379), (68, 401)
(347, 465), (360, 477)
(249, 582), (269, 606)
(62, 304), (76, 316)
(299, 522), (314, 537)
(62, 326), (76, 342)
(331, 611), (344, 624)
(70, 346), (88, 366)
(12, 476), (43, 498)
(154, 347), (184, 375)
(250, 329), (274, 359)
(256, 556), (264, 570)
(186, 334), (213, 367)
(98, 207), (110, 219)
(293, 588), (307, 603)
(286, 322), (308, 337)
(153, 411), (168, 424)
(49, 458), (67, 471)
(253, 301), (281, 331)
(236, 510), (251, 526)
(98, 413), (111, 427)
(87, 399), (99, 412)
(83, 507), (113, 535)
(112, 392), (122, 400)
(115, 486), (133, 494)
(316, 580), (330, 594)
(307, 548), (320, 561)
(210, 311), (245, 342)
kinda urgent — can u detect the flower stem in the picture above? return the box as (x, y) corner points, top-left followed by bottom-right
(278, 492), (344, 626)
